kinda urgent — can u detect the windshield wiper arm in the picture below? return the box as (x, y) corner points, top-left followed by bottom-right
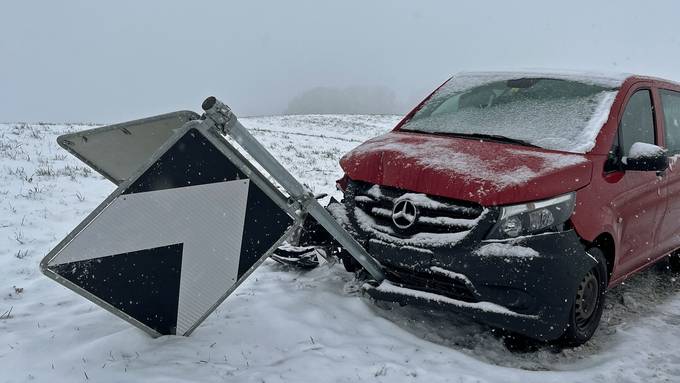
(435, 132), (539, 148)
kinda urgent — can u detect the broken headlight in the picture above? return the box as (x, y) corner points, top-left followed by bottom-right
(487, 193), (575, 239)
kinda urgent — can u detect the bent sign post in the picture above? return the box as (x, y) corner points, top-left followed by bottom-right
(41, 98), (384, 337)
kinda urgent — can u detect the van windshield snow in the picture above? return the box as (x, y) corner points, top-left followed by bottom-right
(400, 75), (618, 153)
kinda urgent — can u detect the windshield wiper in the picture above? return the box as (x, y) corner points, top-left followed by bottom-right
(429, 132), (539, 148)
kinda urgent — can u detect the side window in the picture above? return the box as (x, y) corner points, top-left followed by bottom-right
(620, 89), (655, 156)
(660, 89), (680, 155)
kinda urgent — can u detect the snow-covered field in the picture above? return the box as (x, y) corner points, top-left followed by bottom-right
(2, 115), (680, 383)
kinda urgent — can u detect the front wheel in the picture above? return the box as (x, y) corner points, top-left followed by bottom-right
(559, 247), (608, 347)
(339, 249), (363, 273)
(669, 250), (680, 272)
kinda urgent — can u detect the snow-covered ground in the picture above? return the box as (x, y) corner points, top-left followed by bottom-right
(1, 115), (680, 383)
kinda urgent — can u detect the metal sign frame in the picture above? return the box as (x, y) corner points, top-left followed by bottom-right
(57, 111), (200, 185)
(200, 97), (386, 281)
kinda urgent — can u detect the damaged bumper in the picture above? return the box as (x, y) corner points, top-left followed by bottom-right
(362, 230), (596, 341)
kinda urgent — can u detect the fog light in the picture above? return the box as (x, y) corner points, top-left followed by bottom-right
(528, 208), (554, 231)
(501, 216), (523, 237)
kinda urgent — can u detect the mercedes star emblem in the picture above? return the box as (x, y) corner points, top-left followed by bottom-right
(392, 199), (418, 230)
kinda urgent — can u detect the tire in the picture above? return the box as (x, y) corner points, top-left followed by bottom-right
(339, 250), (363, 273)
(559, 247), (608, 347)
(669, 250), (680, 272)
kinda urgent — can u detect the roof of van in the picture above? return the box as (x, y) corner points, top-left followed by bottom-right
(453, 70), (680, 89)
(452, 70), (631, 88)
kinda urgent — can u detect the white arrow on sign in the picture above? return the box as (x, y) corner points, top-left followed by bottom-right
(47, 179), (250, 335)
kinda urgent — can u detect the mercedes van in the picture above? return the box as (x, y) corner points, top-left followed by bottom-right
(322, 71), (680, 346)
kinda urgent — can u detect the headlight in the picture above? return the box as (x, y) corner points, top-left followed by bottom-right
(487, 193), (575, 239)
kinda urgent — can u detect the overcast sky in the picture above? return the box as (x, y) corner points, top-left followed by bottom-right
(2, 0), (680, 123)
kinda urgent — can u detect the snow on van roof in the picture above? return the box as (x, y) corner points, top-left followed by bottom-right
(448, 70), (630, 91)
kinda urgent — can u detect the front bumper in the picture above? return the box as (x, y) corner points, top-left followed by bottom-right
(362, 229), (595, 341)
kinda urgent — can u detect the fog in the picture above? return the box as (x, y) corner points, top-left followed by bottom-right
(286, 86), (401, 115)
(1, 0), (680, 122)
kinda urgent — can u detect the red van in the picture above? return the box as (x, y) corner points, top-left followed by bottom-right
(287, 71), (680, 346)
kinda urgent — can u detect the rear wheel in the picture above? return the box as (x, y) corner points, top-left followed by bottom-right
(559, 247), (608, 347)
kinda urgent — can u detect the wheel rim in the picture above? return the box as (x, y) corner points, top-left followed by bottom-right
(574, 270), (600, 329)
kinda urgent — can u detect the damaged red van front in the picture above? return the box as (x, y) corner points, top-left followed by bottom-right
(325, 71), (676, 346)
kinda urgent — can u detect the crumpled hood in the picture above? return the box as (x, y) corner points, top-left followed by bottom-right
(340, 131), (592, 206)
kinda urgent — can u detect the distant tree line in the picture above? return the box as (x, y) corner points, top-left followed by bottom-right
(285, 86), (405, 115)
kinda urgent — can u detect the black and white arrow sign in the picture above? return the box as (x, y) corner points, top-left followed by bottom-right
(43, 127), (295, 336)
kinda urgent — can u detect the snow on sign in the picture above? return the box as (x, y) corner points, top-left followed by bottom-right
(40, 111), (298, 337)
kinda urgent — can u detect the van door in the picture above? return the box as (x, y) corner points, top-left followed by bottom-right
(656, 88), (680, 254)
(610, 87), (667, 275)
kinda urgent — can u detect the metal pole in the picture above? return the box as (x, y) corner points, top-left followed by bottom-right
(201, 97), (385, 282)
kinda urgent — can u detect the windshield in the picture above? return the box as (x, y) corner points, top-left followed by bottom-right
(400, 75), (619, 153)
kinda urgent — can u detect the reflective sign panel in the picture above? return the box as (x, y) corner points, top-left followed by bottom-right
(42, 126), (296, 336)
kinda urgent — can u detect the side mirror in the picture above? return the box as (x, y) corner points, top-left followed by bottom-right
(623, 142), (669, 172)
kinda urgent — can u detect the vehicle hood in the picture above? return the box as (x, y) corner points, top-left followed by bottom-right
(340, 131), (592, 206)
